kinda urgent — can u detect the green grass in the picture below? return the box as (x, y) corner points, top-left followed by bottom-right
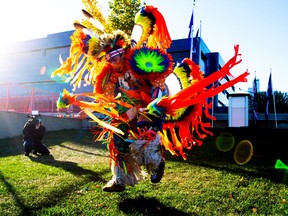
(0, 129), (288, 215)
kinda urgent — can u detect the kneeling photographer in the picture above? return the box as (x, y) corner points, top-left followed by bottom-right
(22, 115), (50, 156)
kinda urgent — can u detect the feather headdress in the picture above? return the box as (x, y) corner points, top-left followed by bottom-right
(131, 5), (172, 49)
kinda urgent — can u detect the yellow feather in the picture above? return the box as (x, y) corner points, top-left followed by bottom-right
(83, 108), (125, 135)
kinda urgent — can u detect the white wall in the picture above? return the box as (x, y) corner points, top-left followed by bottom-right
(0, 111), (83, 139)
(228, 94), (249, 127)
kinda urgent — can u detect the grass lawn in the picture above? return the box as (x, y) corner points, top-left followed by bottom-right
(0, 129), (287, 215)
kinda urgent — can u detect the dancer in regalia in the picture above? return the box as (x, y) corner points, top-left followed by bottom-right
(53, 1), (249, 192)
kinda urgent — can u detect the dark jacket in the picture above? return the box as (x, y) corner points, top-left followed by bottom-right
(34, 125), (46, 142)
(22, 120), (37, 142)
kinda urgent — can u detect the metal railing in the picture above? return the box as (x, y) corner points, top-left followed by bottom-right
(0, 83), (80, 115)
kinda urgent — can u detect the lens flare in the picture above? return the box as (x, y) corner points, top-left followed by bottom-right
(40, 66), (47, 75)
(233, 140), (253, 165)
(215, 132), (235, 152)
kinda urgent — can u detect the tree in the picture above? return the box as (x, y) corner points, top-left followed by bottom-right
(81, 0), (108, 34)
(249, 91), (288, 113)
(108, 0), (142, 35)
(269, 91), (288, 113)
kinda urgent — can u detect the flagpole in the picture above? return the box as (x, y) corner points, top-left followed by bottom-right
(198, 20), (202, 64)
(252, 71), (258, 125)
(271, 69), (278, 128)
(199, 20), (202, 38)
(189, 0), (196, 59)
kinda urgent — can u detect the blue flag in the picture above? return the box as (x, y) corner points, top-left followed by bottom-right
(188, 0), (196, 53)
(188, 9), (194, 51)
(265, 72), (273, 120)
(193, 28), (199, 53)
(188, 10), (194, 40)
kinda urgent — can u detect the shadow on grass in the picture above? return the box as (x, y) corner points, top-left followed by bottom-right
(0, 171), (29, 215)
(1, 167), (86, 215)
(0, 136), (23, 157)
(0, 129), (104, 158)
(0, 154), (110, 214)
(165, 141), (288, 186)
(186, 159), (288, 185)
(119, 195), (196, 216)
(28, 155), (109, 183)
(59, 144), (109, 158)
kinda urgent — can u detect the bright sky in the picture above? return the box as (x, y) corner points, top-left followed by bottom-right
(1, 0), (287, 93)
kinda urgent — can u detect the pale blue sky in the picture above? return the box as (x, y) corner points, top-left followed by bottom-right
(1, 0), (287, 93)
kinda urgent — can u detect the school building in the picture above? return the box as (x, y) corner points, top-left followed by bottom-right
(0, 30), (286, 128)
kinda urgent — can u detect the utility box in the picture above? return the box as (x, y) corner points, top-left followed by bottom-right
(228, 93), (249, 127)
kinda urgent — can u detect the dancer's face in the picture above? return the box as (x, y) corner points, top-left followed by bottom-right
(109, 55), (122, 64)
(109, 54), (125, 72)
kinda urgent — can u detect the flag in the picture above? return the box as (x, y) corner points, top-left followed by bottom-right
(188, 0), (196, 55)
(187, 8), (194, 50)
(252, 76), (258, 124)
(188, 9), (194, 40)
(265, 72), (273, 120)
(193, 28), (199, 53)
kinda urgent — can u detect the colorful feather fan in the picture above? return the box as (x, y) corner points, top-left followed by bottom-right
(144, 5), (172, 49)
(146, 45), (249, 159)
(126, 46), (174, 90)
(150, 45), (249, 116)
(131, 5), (172, 49)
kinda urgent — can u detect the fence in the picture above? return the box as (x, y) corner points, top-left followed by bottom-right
(0, 83), (81, 116)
